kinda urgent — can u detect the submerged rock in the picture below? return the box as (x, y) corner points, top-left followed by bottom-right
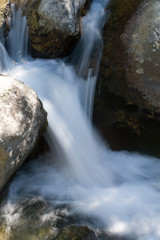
(0, 195), (133, 240)
(0, 75), (47, 193)
(12, 0), (91, 58)
(0, 196), (97, 240)
(55, 225), (97, 240)
(94, 0), (160, 157)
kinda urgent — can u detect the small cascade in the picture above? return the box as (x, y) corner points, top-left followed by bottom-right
(6, 4), (28, 61)
(70, 0), (109, 77)
(69, 0), (110, 118)
(0, 42), (11, 73)
(84, 69), (97, 118)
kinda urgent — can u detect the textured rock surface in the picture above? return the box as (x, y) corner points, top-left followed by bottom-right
(55, 226), (97, 240)
(122, 0), (160, 108)
(0, 196), (97, 240)
(0, 0), (9, 40)
(15, 0), (91, 58)
(94, 0), (160, 157)
(0, 75), (47, 192)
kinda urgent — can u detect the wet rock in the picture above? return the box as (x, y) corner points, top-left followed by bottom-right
(94, 0), (160, 157)
(0, 198), (55, 240)
(55, 225), (97, 240)
(0, 75), (47, 193)
(0, 223), (55, 240)
(12, 0), (91, 58)
(0, 198), (81, 240)
(0, 196), (133, 240)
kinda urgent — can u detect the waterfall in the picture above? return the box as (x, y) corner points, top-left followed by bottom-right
(1, 1), (160, 240)
(69, 0), (110, 118)
(6, 3), (29, 61)
(0, 42), (11, 72)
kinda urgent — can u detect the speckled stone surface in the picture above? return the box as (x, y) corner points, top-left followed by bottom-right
(13, 0), (91, 58)
(121, 0), (160, 108)
(94, 0), (160, 156)
(0, 75), (47, 192)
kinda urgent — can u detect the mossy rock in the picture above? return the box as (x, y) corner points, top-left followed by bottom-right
(55, 225), (97, 240)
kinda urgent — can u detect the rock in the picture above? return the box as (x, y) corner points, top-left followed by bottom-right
(94, 0), (160, 157)
(0, 224), (55, 240)
(13, 0), (91, 58)
(122, 0), (160, 109)
(0, 75), (47, 193)
(55, 225), (97, 240)
(0, 196), (132, 240)
(0, 198), (57, 240)
(0, 0), (10, 41)
(0, 197), (97, 240)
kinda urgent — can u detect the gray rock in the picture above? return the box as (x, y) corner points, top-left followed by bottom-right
(94, 0), (160, 156)
(0, 75), (47, 192)
(37, 0), (87, 35)
(17, 0), (91, 58)
(122, 0), (160, 109)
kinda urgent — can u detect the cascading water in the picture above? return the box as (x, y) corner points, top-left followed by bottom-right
(1, 1), (160, 240)
(6, 4), (29, 61)
(69, 0), (109, 118)
(0, 42), (11, 72)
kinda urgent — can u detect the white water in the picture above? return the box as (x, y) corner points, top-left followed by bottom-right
(6, 3), (29, 61)
(0, 42), (11, 72)
(1, 1), (160, 240)
(69, 0), (109, 118)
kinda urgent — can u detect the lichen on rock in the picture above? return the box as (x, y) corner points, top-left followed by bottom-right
(0, 75), (47, 193)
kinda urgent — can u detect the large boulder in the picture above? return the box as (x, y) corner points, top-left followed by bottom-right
(122, 0), (160, 109)
(0, 75), (47, 193)
(12, 0), (91, 58)
(94, 0), (160, 157)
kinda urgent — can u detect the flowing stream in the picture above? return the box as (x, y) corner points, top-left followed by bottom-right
(1, 1), (160, 240)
